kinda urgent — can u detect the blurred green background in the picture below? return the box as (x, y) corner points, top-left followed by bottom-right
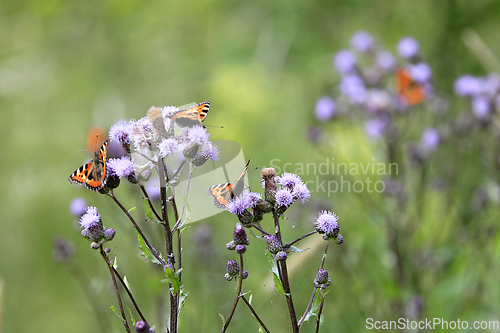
(2, 0), (500, 332)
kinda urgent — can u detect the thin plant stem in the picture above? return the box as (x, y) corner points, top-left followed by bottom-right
(272, 210), (299, 333)
(315, 295), (325, 333)
(139, 184), (162, 222)
(103, 255), (149, 324)
(248, 223), (271, 236)
(221, 254), (245, 333)
(241, 295), (270, 333)
(100, 246), (130, 333)
(298, 241), (329, 327)
(108, 190), (166, 266)
(172, 164), (194, 232)
(285, 230), (317, 248)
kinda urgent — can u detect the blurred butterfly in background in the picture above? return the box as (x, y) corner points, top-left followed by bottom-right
(207, 160), (250, 208)
(169, 101), (210, 127)
(395, 68), (425, 106)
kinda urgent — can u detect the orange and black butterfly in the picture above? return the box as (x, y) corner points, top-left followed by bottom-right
(207, 160), (250, 208)
(169, 101), (210, 127)
(69, 140), (109, 191)
(395, 68), (425, 106)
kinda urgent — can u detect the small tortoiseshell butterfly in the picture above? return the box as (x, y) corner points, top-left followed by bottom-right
(208, 160), (250, 208)
(169, 101), (210, 127)
(69, 140), (109, 191)
(396, 68), (425, 106)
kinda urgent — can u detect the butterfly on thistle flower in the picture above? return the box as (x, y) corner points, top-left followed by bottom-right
(395, 68), (425, 106)
(207, 160), (250, 208)
(69, 140), (109, 191)
(169, 101), (210, 128)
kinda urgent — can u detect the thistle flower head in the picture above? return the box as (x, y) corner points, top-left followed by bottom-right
(233, 223), (250, 245)
(375, 51), (396, 71)
(265, 234), (282, 254)
(339, 75), (367, 104)
(315, 97), (336, 122)
(350, 31), (374, 53)
(79, 206), (101, 229)
(293, 182), (311, 203)
(313, 269), (332, 289)
(188, 125), (210, 145)
(276, 173), (302, 189)
(158, 138), (179, 158)
(421, 128), (440, 152)
(397, 37), (420, 59)
(107, 156), (135, 178)
(275, 188), (294, 207)
(409, 62), (432, 83)
(109, 121), (131, 153)
(333, 50), (357, 74)
(315, 210), (340, 238)
(226, 259), (240, 276)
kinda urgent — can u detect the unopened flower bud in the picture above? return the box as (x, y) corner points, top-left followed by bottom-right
(237, 209), (253, 226)
(265, 235), (282, 254)
(235, 245), (247, 254)
(104, 228), (115, 241)
(127, 171), (138, 184)
(335, 234), (344, 244)
(226, 259), (240, 276)
(242, 270), (248, 279)
(138, 169), (152, 182)
(313, 269), (331, 289)
(276, 251), (288, 261)
(191, 152), (209, 167)
(233, 223), (250, 245)
(183, 142), (200, 160)
(135, 320), (150, 333)
(90, 242), (100, 250)
(226, 241), (236, 251)
(98, 185), (110, 194)
(106, 174), (121, 189)
(224, 273), (233, 281)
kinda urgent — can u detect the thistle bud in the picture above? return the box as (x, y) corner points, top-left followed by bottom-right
(104, 228), (116, 241)
(233, 223), (250, 245)
(313, 269), (331, 289)
(276, 251), (287, 261)
(226, 259), (240, 276)
(261, 167), (277, 204)
(235, 245), (247, 254)
(265, 235), (282, 254)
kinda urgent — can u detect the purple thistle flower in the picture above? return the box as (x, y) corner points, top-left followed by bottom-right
(315, 210), (340, 238)
(79, 206), (101, 229)
(339, 75), (367, 104)
(109, 121), (131, 152)
(107, 156), (135, 178)
(242, 190), (263, 207)
(158, 138), (179, 158)
(275, 188), (294, 207)
(364, 118), (387, 139)
(409, 62), (432, 83)
(276, 173), (302, 189)
(472, 96), (491, 119)
(161, 105), (179, 118)
(70, 197), (87, 217)
(188, 125), (210, 145)
(293, 182), (311, 203)
(315, 97), (336, 122)
(364, 90), (392, 114)
(421, 128), (440, 152)
(226, 195), (252, 215)
(484, 74), (500, 98)
(201, 142), (220, 162)
(495, 95), (500, 113)
(397, 37), (420, 59)
(333, 50), (357, 75)
(129, 117), (154, 154)
(375, 51), (396, 71)
(454, 75), (483, 97)
(350, 31), (375, 53)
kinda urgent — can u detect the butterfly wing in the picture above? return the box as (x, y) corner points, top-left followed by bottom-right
(396, 68), (425, 106)
(170, 101), (210, 127)
(207, 160), (250, 208)
(69, 140), (108, 191)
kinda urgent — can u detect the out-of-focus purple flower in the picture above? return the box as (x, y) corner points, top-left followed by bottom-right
(276, 173), (302, 189)
(421, 128), (440, 152)
(188, 125), (210, 145)
(315, 210), (340, 238)
(376, 51), (396, 71)
(364, 90), (392, 113)
(315, 97), (336, 122)
(275, 188), (294, 207)
(495, 95), (500, 113)
(201, 142), (220, 162)
(107, 156), (135, 178)
(350, 31), (375, 53)
(454, 75), (483, 97)
(333, 50), (357, 74)
(410, 63), (432, 83)
(472, 96), (491, 119)
(158, 138), (178, 158)
(293, 182), (311, 203)
(484, 74), (500, 98)
(398, 37), (420, 59)
(364, 118), (387, 139)
(70, 197), (87, 217)
(339, 75), (367, 104)
(109, 121), (131, 153)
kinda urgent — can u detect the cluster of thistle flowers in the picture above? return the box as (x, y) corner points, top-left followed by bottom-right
(312, 31), (442, 159)
(454, 73), (500, 122)
(223, 168), (342, 287)
(106, 105), (220, 189)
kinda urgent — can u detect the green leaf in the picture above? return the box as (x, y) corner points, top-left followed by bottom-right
(110, 305), (123, 320)
(113, 256), (118, 270)
(164, 265), (182, 295)
(142, 198), (162, 224)
(288, 245), (308, 253)
(219, 313), (226, 326)
(178, 290), (188, 314)
(267, 252), (284, 295)
(178, 193), (192, 228)
(123, 276), (131, 292)
(137, 232), (163, 265)
(303, 289), (322, 323)
(128, 206), (137, 213)
(126, 306), (136, 326)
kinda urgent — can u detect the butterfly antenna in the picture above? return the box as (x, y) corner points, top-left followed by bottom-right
(205, 124), (224, 129)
